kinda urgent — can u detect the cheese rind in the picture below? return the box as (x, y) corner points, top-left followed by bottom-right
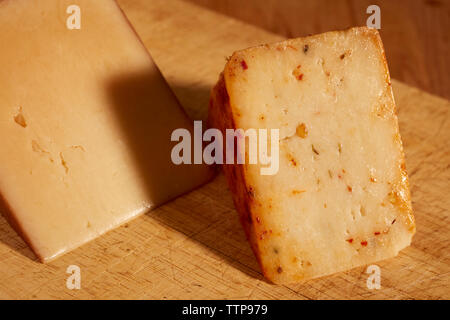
(209, 27), (415, 283)
(0, 0), (213, 262)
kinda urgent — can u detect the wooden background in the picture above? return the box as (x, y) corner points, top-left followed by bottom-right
(0, 0), (448, 299)
(187, 0), (450, 100)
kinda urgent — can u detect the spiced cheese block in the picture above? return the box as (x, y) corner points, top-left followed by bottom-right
(0, 0), (214, 262)
(209, 27), (415, 283)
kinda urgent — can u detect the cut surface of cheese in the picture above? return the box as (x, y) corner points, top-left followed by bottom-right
(209, 27), (415, 284)
(0, 0), (213, 262)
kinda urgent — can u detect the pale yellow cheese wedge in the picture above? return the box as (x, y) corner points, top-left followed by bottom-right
(209, 27), (415, 283)
(0, 0), (214, 262)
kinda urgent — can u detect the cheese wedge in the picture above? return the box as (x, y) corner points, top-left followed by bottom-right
(209, 27), (415, 283)
(0, 0), (213, 262)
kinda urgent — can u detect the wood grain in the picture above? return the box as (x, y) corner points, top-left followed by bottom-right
(186, 0), (450, 100)
(0, 0), (448, 299)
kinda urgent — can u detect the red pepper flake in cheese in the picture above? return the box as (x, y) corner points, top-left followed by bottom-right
(241, 60), (248, 70)
(247, 186), (255, 198)
(374, 231), (381, 236)
(346, 238), (354, 243)
(361, 241), (368, 246)
(288, 154), (297, 166)
(347, 186), (352, 192)
(292, 65), (304, 81)
(260, 230), (268, 240)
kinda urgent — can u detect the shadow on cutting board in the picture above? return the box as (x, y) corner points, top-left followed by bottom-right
(0, 207), (38, 261)
(106, 69), (263, 281)
(0, 179), (38, 261)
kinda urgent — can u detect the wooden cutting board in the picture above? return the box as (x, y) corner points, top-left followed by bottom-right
(0, 0), (448, 299)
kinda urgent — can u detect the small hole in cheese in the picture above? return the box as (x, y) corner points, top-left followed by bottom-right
(14, 107), (27, 128)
